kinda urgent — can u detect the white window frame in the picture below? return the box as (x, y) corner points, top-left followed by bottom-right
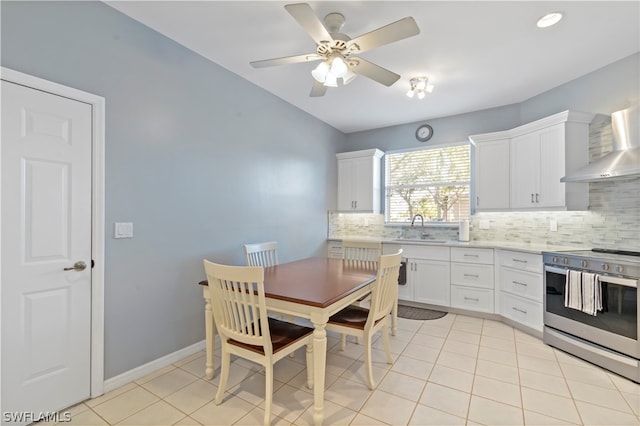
(384, 142), (471, 225)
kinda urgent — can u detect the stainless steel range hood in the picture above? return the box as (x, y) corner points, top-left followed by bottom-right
(561, 106), (639, 182)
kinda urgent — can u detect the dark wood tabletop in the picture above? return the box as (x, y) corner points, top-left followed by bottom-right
(200, 257), (376, 308)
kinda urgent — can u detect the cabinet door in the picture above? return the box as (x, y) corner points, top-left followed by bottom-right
(510, 133), (539, 208)
(352, 156), (375, 212)
(537, 124), (565, 208)
(475, 139), (510, 210)
(412, 259), (450, 306)
(337, 158), (355, 210)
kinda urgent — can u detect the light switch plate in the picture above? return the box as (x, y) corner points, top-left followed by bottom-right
(549, 220), (558, 232)
(114, 222), (133, 239)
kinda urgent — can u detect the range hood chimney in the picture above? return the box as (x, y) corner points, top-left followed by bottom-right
(561, 106), (639, 182)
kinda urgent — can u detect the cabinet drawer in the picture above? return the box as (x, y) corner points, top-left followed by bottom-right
(500, 292), (543, 331)
(497, 250), (542, 273)
(327, 241), (343, 259)
(401, 245), (450, 261)
(451, 247), (494, 264)
(500, 268), (542, 302)
(450, 285), (494, 313)
(451, 263), (494, 289)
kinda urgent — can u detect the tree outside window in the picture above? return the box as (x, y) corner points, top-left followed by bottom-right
(385, 144), (470, 223)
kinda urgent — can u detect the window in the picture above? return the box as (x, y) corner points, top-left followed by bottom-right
(385, 144), (470, 223)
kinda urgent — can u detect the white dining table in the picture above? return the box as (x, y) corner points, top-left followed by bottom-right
(200, 257), (378, 425)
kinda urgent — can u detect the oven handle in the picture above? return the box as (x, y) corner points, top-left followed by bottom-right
(544, 265), (638, 288)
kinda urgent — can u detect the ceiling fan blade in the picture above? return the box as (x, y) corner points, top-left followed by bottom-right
(351, 58), (401, 87)
(348, 17), (420, 53)
(284, 3), (333, 45)
(250, 53), (322, 68)
(309, 81), (328, 97)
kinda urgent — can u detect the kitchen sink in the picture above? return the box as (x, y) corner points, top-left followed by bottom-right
(392, 238), (449, 244)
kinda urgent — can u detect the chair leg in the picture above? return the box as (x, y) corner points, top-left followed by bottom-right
(264, 364), (273, 426)
(288, 315), (296, 358)
(364, 334), (375, 390)
(382, 322), (393, 364)
(305, 342), (313, 389)
(340, 333), (346, 351)
(215, 349), (231, 405)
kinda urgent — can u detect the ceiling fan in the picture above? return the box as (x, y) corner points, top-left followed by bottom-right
(250, 3), (420, 97)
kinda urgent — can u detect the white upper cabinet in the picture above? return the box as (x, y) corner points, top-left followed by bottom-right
(470, 110), (593, 211)
(470, 135), (510, 210)
(336, 149), (384, 213)
(511, 123), (567, 208)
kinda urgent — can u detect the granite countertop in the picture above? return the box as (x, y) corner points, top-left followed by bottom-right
(328, 236), (586, 254)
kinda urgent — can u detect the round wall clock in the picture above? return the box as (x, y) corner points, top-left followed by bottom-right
(415, 124), (433, 142)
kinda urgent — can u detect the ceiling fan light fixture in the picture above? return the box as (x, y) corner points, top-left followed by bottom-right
(537, 12), (563, 28)
(406, 89), (415, 98)
(343, 68), (357, 85)
(330, 56), (348, 78)
(417, 91), (426, 100)
(312, 61), (330, 83)
(324, 72), (338, 87)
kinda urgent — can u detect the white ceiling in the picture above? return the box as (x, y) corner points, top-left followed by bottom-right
(105, 1), (639, 133)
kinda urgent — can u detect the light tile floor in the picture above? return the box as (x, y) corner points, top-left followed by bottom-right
(49, 314), (640, 425)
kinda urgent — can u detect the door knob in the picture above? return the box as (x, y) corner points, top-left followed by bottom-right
(64, 261), (87, 271)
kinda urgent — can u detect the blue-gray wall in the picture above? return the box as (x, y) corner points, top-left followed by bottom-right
(345, 53), (639, 153)
(1, 1), (345, 379)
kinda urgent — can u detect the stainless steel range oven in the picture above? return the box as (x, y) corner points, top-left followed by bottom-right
(543, 249), (639, 382)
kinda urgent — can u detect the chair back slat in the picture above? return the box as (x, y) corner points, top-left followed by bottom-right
(342, 240), (381, 271)
(244, 241), (279, 267)
(368, 250), (403, 325)
(203, 260), (272, 352)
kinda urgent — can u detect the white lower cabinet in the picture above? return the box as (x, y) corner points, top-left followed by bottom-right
(497, 250), (543, 331)
(400, 245), (450, 306)
(327, 240), (343, 259)
(450, 247), (495, 313)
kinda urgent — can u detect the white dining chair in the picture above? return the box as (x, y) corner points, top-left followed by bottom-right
(203, 260), (313, 426)
(342, 240), (381, 271)
(244, 241), (279, 267)
(326, 250), (403, 390)
(341, 241), (382, 343)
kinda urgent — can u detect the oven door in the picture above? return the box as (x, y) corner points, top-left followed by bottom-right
(544, 265), (639, 358)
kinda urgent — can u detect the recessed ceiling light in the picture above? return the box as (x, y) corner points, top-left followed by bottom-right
(537, 12), (563, 28)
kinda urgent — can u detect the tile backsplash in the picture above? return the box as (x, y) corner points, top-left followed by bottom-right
(329, 114), (640, 251)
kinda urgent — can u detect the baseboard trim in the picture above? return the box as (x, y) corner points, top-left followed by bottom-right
(102, 340), (205, 393)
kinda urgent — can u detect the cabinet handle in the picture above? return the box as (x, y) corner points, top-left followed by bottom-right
(535, 193), (539, 203)
(464, 254), (479, 258)
(354, 200), (357, 209)
(464, 297), (480, 302)
(513, 259), (528, 264)
(512, 307), (527, 314)
(464, 274), (479, 278)
(513, 281), (528, 286)
(531, 193), (534, 203)
(477, 196), (480, 207)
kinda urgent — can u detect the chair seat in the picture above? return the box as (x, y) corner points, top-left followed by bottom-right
(228, 317), (313, 355)
(328, 305), (370, 330)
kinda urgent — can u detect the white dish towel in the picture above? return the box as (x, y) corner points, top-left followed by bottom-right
(564, 270), (582, 311)
(581, 272), (602, 316)
(564, 270), (602, 316)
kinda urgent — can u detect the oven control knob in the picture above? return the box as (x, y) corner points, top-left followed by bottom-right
(617, 265), (624, 274)
(563, 258), (569, 265)
(602, 263), (610, 271)
(581, 260), (588, 268)
(552, 256), (558, 263)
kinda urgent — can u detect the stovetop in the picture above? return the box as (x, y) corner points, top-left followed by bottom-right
(543, 248), (640, 277)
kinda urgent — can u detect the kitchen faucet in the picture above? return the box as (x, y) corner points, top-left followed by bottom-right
(411, 214), (424, 229)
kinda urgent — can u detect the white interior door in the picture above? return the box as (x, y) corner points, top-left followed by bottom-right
(1, 80), (93, 421)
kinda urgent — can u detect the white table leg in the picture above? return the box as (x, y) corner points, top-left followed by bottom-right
(392, 298), (398, 336)
(203, 288), (215, 380)
(311, 319), (327, 426)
